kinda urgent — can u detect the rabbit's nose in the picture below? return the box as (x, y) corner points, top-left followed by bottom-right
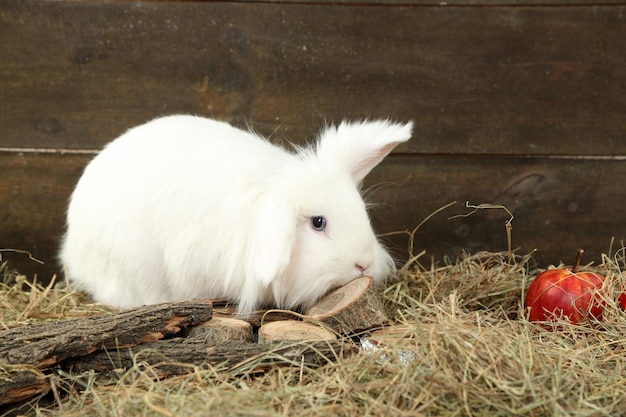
(355, 263), (369, 274)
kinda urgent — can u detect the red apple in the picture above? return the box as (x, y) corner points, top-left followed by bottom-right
(619, 291), (626, 310)
(525, 268), (605, 325)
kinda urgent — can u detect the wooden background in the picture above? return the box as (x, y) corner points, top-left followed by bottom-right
(1, 0), (625, 281)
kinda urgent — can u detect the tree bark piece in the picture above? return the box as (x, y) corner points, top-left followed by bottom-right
(306, 276), (389, 335)
(65, 337), (356, 378)
(0, 299), (213, 368)
(188, 317), (253, 344)
(0, 368), (49, 406)
(258, 320), (336, 344)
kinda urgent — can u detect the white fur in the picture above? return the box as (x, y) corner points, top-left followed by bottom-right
(60, 115), (413, 314)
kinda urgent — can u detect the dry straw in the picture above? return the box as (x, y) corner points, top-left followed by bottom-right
(2, 248), (626, 416)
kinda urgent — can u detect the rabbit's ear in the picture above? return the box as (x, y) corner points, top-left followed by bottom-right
(315, 120), (413, 183)
(246, 193), (297, 289)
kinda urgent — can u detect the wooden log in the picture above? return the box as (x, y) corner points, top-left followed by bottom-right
(2, 1), (624, 155)
(0, 368), (49, 406)
(187, 317), (253, 344)
(258, 320), (336, 344)
(65, 337), (357, 378)
(0, 300), (213, 368)
(306, 276), (389, 335)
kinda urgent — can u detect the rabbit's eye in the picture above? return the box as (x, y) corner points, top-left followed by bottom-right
(310, 215), (327, 232)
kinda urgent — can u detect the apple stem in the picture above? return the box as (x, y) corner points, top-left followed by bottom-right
(573, 249), (584, 273)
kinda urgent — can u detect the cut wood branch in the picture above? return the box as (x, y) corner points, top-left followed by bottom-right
(258, 320), (336, 344)
(306, 276), (389, 335)
(0, 299), (213, 369)
(64, 337), (357, 378)
(0, 367), (49, 406)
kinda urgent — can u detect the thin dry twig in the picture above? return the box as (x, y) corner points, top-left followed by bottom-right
(450, 201), (515, 264)
(0, 248), (44, 264)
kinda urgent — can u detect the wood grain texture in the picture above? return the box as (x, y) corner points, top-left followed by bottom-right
(1, 1), (624, 154)
(306, 276), (389, 335)
(0, 151), (88, 280)
(369, 155), (626, 266)
(227, 1), (625, 4)
(258, 320), (337, 343)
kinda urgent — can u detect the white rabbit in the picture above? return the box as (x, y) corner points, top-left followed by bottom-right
(60, 115), (413, 314)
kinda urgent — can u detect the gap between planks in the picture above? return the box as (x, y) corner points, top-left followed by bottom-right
(0, 147), (99, 155)
(2, 147), (625, 161)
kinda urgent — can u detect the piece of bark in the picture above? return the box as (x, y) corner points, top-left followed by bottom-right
(0, 299), (213, 369)
(306, 276), (389, 335)
(65, 336), (356, 378)
(0, 368), (49, 406)
(187, 317), (253, 344)
(258, 320), (336, 344)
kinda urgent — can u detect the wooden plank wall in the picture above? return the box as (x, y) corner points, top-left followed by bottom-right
(1, 0), (625, 281)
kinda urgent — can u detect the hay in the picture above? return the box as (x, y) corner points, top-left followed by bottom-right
(2, 251), (626, 417)
(0, 264), (113, 329)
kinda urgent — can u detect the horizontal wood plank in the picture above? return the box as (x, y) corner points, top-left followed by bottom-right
(32, 1), (626, 9)
(0, 151), (86, 280)
(2, 151), (624, 281)
(226, 1), (626, 5)
(1, 1), (624, 155)
(369, 155), (626, 267)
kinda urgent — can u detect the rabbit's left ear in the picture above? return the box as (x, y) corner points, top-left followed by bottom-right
(315, 120), (413, 182)
(246, 193), (297, 289)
